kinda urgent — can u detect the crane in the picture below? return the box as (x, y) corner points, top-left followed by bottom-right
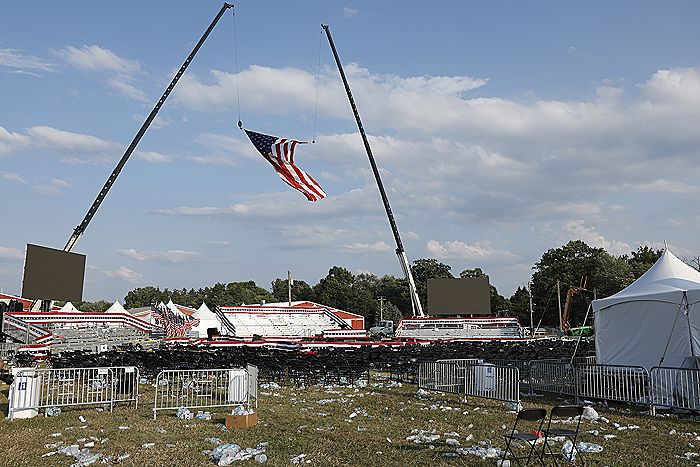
(561, 276), (588, 333)
(64, 3), (233, 252)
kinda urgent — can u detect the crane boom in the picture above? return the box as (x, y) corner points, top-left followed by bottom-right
(322, 24), (424, 317)
(64, 3), (234, 252)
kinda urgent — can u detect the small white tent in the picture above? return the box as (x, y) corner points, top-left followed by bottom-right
(593, 249), (700, 371)
(106, 300), (127, 314)
(60, 301), (80, 312)
(191, 302), (221, 338)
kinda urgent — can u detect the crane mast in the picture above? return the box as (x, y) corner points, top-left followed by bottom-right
(64, 3), (234, 252)
(322, 24), (424, 317)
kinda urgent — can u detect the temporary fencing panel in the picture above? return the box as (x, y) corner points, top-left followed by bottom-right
(463, 363), (520, 403)
(247, 364), (259, 408)
(153, 366), (258, 419)
(419, 361), (520, 403)
(0, 342), (20, 360)
(7, 366), (139, 420)
(578, 363), (649, 405)
(529, 361), (578, 396)
(650, 366), (700, 412)
(418, 361), (463, 394)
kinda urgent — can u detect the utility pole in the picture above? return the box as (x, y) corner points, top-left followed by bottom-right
(527, 282), (534, 336)
(378, 296), (385, 322)
(287, 270), (292, 307)
(557, 280), (563, 333)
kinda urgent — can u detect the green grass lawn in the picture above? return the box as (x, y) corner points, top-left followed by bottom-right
(1, 374), (698, 466)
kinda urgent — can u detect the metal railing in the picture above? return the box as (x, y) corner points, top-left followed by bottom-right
(463, 363), (520, 403)
(578, 363), (649, 404)
(0, 342), (20, 360)
(153, 366), (258, 419)
(529, 360), (578, 396)
(419, 361), (520, 403)
(418, 361), (463, 394)
(8, 366), (139, 419)
(650, 366), (700, 412)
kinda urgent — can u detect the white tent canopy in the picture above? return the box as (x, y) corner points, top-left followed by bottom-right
(191, 302), (221, 338)
(60, 301), (80, 312)
(106, 300), (127, 314)
(593, 249), (700, 371)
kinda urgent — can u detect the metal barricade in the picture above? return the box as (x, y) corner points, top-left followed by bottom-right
(578, 363), (649, 405)
(486, 359), (531, 384)
(153, 366), (258, 419)
(418, 361), (462, 394)
(650, 366), (700, 412)
(8, 366), (138, 419)
(246, 364), (259, 408)
(463, 363), (520, 403)
(529, 360), (578, 396)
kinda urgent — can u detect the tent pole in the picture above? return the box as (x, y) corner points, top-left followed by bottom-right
(684, 292), (695, 358)
(659, 300), (684, 366)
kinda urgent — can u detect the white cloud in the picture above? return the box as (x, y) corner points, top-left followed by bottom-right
(343, 241), (391, 252)
(107, 78), (147, 102)
(426, 240), (517, 261)
(343, 7), (358, 18)
(54, 45), (145, 101)
(543, 220), (631, 256)
(135, 150), (174, 164)
(104, 266), (144, 284)
(117, 248), (200, 264)
(0, 247), (22, 261)
(205, 240), (231, 246)
(1, 170), (72, 195)
(0, 48), (57, 73)
(55, 45), (139, 74)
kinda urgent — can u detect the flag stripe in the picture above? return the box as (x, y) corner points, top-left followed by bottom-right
(244, 129), (326, 202)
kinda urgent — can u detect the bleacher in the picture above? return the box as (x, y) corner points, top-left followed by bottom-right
(221, 310), (342, 338)
(49, 325), (158, 352)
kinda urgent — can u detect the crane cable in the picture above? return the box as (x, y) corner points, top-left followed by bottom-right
(232, 6), (242, 129)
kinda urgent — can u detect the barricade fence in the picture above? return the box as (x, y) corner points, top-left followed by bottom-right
(649, 366), (700, 412)
(8, 366), (139, 419)
(153, 366), (258, 419)
(419, 361), (520, 403)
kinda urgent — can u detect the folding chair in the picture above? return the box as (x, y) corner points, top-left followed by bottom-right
(542, 405), (585, 466)
(501, 407), (547, 466)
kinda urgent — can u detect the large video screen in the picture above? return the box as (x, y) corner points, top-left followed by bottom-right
(427, 277), (491, 315)
(21, 244), (85, 302)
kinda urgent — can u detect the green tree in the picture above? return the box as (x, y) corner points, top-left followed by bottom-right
(411, 258), (454, 313)
(508, 286), (531, 325)
(376, 300), (403, 326)
(374, 275), (411, 317)
(313, 266), (355, 311)
(225, 281), (274, 306)
(531, 240), (634, 327)
(271, 278), (314, 303)
(124, 286), (170, 308)
(626, 245), (663, 278)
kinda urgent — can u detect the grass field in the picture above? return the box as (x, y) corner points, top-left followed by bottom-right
(1, 374), (699, 466)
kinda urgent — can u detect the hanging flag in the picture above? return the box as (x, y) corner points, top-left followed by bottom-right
(244, 129), (326, 202)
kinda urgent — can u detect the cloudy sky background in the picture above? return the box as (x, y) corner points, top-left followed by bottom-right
(2, 1), (699, 302)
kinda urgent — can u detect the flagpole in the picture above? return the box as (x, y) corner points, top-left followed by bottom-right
(321, 24), (424, 318)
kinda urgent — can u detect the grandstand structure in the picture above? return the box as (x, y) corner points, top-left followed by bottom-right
(217, 301), (365, 339)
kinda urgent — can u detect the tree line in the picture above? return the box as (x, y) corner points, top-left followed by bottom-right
(76, 241), (671, 327)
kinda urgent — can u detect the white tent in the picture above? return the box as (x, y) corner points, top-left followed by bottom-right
(191, 302), (221, 338)
(60, 301), (80, 312)
(106, 300), (127, 314)
(593, 249), (700, 371)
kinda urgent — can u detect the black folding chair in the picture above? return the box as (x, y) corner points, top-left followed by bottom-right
(501, 407), (547, 466)
(542, 405), (585, 466)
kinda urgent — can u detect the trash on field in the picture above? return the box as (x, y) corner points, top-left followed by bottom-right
(505, 401), (523, 413)
(576, 442), (603, 453)
(46, 407), (61, 417)
(177, 407), (193, 419)
(561, 440), (576, 462)
(142, 443), (155, 448)
(196, 411), (212, 420)
(582, 406), (599, 421)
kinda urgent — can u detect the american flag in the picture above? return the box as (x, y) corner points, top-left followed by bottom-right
(151, 303), (199, 338)
(244, 129), (326, 202)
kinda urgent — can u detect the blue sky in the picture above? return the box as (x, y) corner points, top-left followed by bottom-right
(2, 1), (700, 304)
